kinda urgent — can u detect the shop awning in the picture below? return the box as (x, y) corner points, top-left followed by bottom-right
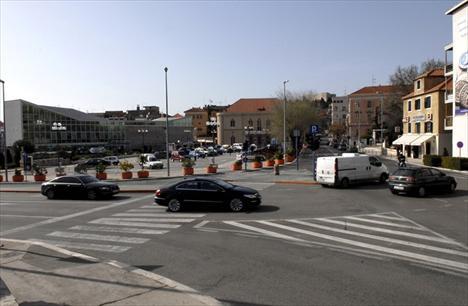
(392, 134), (420, 145)
(410, 134), (434, 146)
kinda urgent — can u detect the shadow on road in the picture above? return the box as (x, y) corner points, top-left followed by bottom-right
(177, 205), (280, 214)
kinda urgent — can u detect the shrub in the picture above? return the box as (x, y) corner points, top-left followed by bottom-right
(55, 166), (66, 176)
(74, 164), (88, 174)
(254, 155), (263, 163)
(96, 163), (107, 174)
(234, 159), (242, 166)
(182, 158), (195, 168)
(286, 147), (294, 155)
(441, 157), (468, 170)
(274, 152), (283, 160)
(32, 164), (47, 176)
(14, 168), (22, 176)
(423, 155), (442, 167)
(119, 160), (134, 172)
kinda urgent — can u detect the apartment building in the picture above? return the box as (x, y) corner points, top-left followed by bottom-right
(184, 105), (229, 142)
(330, 96), (349, 126)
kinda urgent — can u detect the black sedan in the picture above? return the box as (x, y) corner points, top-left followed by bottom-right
(154, 178), (261, 212)
(82, 158), (111, 167)
(388, 167), (457, 197)
(41, 175), (120, 200)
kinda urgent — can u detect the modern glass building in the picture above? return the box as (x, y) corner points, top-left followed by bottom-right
(5, 99), (126, 150)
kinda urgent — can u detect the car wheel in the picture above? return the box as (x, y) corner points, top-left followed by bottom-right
(168, 198), (182, 212)
(46, 189), (55, 199)
(87, 190), (98, 200)
(229, 198), (244, 212)
(390, 189), (398, 195)
(449, 182), (456, 193)
(379, 173), (388, 184)
(417, 186), (426, 197)
(341, 178), (350, 189)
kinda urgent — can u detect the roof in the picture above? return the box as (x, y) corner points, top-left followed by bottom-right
(349, 85), (400, 96)
(184, 107), (204, 113)
(402, 77), (452, 99)
(446, 0), (467, 15)
(172, 113), (184, 118)
(415, 68), (444, 79)
(225, 98), (280, 113)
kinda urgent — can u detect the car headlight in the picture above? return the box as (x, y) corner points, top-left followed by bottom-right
(243, 194), (257, 199)
(99, 186), (110, 190)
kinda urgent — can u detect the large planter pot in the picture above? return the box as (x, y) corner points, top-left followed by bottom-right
(206, 166), (217, 174)
(231, 163), (242, 171)
(263, 160), (275, 167)
(96, 172), (107, 180)
(121, 171), (133, 179)
(12, 175), (24, 182)
(251, 161), (262, 169)
(137, 170), (149, 178)
(275, 159), (284, 165)
(0, 175), (3, 182)
(285, 155), (295, 163)
(34, 174), (47, 182)
(183, 167), (194, 176)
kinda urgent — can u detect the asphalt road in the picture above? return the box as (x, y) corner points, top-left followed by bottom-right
(1, 152), (467, 305)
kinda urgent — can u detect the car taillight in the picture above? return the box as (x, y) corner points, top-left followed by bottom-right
(406, 177), (415, 183)
(155, 190), (161, 197)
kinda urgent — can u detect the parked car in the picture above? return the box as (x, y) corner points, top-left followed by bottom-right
(89, 146), (106, 154)
(141, 154), (164, 169)
(316, 154), (389, 188)
(82, 158), (111, 167)
(41, 175), (120, 200)
(232, 143), (243, 152)
(154, 177), (261, 212)
(103, 156), (119, 165)
(338, 143), (347, 151)
(388, 167), (457, 197)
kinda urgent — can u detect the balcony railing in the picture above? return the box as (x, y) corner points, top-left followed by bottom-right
(445, 64), (453, 75)
(445, 89), (454, 102)
(444, 116), (453, 129)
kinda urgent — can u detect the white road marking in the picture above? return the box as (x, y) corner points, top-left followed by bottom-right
(338, 216), (426, 230)
(0, 214), (54, 219)
(0, 195), (153, 236)
(114, 213), (205, 218)
(193, 220), (210, 229)
(32, 239), (131, 253)
(316, 218), (460, 245)
(89, 219), (180, 228)
(106, 217), (195, 223)
(224, 221), (305, 242)
(289, 220), (468, 257)
(139, 205), (166, 209)
(413, 209), (427, 212)
(366, 213), (407, 221)
(47, 231), (149, 244)
(258, 221), (468, 272)
(432, 198), (448, 203)
(69, 225), (169, 235)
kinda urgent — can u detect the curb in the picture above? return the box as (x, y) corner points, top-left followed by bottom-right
(0, 278), (18, 306)
(381, 157), (468, 175)
(273, 180), (319, 185)
(0, 238), (221, 306)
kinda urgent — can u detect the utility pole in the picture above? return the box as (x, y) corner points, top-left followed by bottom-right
(283, 80), (289, 155)
(164, 67), (170, 177)
(0, 79), (7, 182)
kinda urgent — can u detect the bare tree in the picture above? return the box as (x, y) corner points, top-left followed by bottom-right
(420, 58), (445, 73)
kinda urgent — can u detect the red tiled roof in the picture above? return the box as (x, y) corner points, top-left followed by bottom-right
(226, 98), (280, 113)
(172, 113), (184, 118)
(416, 68), (444, 79)
(184, 107), (204, 113)
(402, 77), (453, 100)
(349, 85), (400, 96)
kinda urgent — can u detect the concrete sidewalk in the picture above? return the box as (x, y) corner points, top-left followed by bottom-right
(0, 239), (221, 306)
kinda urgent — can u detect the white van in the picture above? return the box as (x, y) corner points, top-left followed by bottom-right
(316, 153), (389, 188)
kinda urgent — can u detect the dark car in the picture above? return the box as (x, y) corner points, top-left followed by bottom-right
(41, 175), (120, 200)
(154, 177), (261, 212)
(83, 158), (111, 167)
(388, 167), (457, 197)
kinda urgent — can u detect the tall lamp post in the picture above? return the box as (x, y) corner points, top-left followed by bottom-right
(206, 120), (219, 164)
(1, 79), (7, 182)
(137, 129), (149, 152)
(51, 122), (66, 167)
(164, 67), (170, 177)
(283, 80), (289, 154)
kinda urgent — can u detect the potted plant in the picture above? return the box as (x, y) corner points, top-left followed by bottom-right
(0, 174), (3, 182)
(182, 157), (195, 175)
(252, 155), (263, 169)
(74, 163), (88, 174)
(285, 147), (295, 162)
(206, 163), (218, 174)
(12, 168), (24, 182)
(55, 166), (66, 177)
(119, 160), (134, 179)
(32, 164), (47, 182)
(95, 163), (107, 180)
(231, 159), (243, 171)
(137, 155), (149, 178)
(264, 156), (275, 167)
(274, 152), (284, 165)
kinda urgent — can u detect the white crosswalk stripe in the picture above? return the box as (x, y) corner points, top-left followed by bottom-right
(32, 239), (132, 253)
(89, 218), (181, 228)
(70, 225), (169, 235)
(108, 217), (196, 223)
(47, 231), (149, 244)
(114, 213), (206, 218)
(200, 212), (468, 274)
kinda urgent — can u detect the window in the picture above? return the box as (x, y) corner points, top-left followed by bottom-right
(257, 119), (262, 131)
(418, 168), (431, 177)
(176, 181), (199, 190)
(342, 106), (346, 111)
(199, 181), (222, 192)
(415, 99), (421, 110)
(248, 119), (253, 127)
(416, 80), (421, 89)
(416, 122), (421, 133)
(367, 101), (372, 108)
(407, 122), (412, 133)
(424, 122), (433, 133)
(266, 120), (271, 129)
(408, 100), (412, 111)
(230, 119), (235, 127)
(424, 96), (431, 108)
(342, 114), (346, 119)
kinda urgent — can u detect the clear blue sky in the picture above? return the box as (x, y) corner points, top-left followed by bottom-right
(0, 0), (458, 117)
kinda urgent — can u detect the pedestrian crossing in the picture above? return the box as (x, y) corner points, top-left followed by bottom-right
(33, 204), (206, 253)
(195, 212), (468, 275)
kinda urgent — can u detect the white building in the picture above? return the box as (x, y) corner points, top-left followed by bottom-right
(330, 96), (349, 126)
(446, 0), (468, 157)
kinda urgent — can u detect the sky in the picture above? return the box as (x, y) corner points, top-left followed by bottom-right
(0, 0), (459, 118)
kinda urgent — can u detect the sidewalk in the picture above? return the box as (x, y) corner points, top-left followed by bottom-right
(381, 156), (468, 175)
(0, 239), (220, 306)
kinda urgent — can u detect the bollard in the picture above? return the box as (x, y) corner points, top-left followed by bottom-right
(274, 164), (280, 175)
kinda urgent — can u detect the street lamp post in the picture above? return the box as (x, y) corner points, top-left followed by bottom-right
(243, 125), (253, 171)
(0, 79), (7, 182)
(283, 80), (289, 155)
(51, 122), (67, 167)
(137, 129), (149, 152)
(164, 67), (170, 177)
(206, 120), (218, 164)
(380, 95), (384, 148)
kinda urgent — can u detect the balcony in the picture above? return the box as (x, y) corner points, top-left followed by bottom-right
(444, 116), (453, 130)
(445, 64), (453, 75)
(445, 89), (454, 103)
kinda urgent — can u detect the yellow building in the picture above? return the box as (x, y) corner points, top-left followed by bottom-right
(393, 69), (452, 159)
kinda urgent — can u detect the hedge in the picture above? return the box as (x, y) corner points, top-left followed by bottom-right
(423, 155), (442, 167)
(441, 157), (468, 171)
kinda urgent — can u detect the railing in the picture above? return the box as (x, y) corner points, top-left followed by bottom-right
(444, 116), (453, 129)
(445, 89), (454, 102)
(445, 64), (453, 74)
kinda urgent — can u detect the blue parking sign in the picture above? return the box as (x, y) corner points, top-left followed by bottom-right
(309, 124), (320, 135)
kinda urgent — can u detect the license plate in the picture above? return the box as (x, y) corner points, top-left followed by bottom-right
(394, 186), (404, 190)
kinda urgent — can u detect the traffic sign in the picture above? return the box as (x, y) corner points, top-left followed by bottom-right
(309, 124), (320, 135)
(457, 141), (463, 148)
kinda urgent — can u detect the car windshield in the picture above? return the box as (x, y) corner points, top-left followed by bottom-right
(80, 176), (99, 184)
(392, 169), (416, 176)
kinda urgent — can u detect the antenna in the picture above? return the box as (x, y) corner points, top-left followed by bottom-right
(372, 74), (376, 86)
